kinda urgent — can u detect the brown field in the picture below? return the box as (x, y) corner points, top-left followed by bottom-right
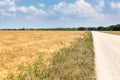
(0, 31), (86, 79)
(102, 31), (120, 35)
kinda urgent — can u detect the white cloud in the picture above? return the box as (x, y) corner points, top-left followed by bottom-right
(9, 6), (46, 15)
(18, 6), (28, 13)
(8, 5), (46, 15)
(96, 0), (104, 11)
(6, 0), (15, 6)
(0, 0), (15, 7)
(0, 11), (15, 17)
(53, 2), (69, 14)
(0, 0), (16, 17)
(0, 0), (106, 20)
(39, 3), (45, 7)
(8, 6), (17, 12)
(29, 6), (38, 12)
(0, 1), (6, 6)
(0, 0), (46, 17)
(53, 0), (106, 18)
(110, 2), (120, 9)
(28, 5), (46, 15)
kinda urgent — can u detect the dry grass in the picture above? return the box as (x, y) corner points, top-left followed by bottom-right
(102, 31), (120, 35)
(0, 31), (86, 79)
(6, 31), (95, 80)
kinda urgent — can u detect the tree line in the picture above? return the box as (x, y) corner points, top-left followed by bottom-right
(0, 24), (120, 31)
(78, 24), (120, 31)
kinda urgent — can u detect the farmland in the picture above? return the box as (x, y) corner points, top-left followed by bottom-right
(0, 31), (94, 79)
(102, 31), (120, 35)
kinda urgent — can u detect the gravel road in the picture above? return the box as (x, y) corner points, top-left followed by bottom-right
(92, 31), (120, 80)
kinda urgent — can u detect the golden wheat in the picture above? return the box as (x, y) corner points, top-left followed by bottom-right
(0, 31), (86, 79)
(102, 31), (120, 35)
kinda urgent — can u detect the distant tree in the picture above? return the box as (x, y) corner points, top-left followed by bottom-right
(21, 28), (25, 30)
(97, 26), (105, 30)
(78, 27), (86, 30)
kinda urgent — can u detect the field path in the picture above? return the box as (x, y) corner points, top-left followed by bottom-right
(92, 31), (120, 80)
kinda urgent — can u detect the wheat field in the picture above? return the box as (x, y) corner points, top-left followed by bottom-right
(102, 31), (120, 35)
(0, 31), (86, 79)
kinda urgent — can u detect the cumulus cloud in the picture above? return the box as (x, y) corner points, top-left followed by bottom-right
(0, 0), (15, 7)
(53, 0), (106, 18)
(39, 3), (45, 7)
(29, 6), (38, 12)
(18, 6), (28, 13)
(7, 5), (46, 16)
(96, 0), (104, 11)
(0, 0), (46, 17)
(0, 0), (16, 17)
(110, 2), (120, 9)
(0, 11), (15, 17)
(28, 6), (46, 15)
(9, 6), (28, 13)
(8, 6), (17, 12)
(0, 0), (106, 20)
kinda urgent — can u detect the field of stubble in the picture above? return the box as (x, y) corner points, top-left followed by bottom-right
(102, 31), (120, 35)
(0, 31), (85, 79)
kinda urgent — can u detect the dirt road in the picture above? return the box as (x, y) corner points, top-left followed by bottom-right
(92, 31), (120, 80)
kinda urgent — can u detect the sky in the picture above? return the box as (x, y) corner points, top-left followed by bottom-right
(0, 0), (120, 28)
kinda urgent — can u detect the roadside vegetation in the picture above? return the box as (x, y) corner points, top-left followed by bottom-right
(6, 31), (95, 80)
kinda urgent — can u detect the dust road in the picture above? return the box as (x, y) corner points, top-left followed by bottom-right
(92, 31), (120, 80)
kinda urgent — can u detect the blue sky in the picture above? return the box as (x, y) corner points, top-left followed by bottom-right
(0, 0), (120, 28)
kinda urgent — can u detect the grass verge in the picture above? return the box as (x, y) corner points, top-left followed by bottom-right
(6, 31), (95, 80)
